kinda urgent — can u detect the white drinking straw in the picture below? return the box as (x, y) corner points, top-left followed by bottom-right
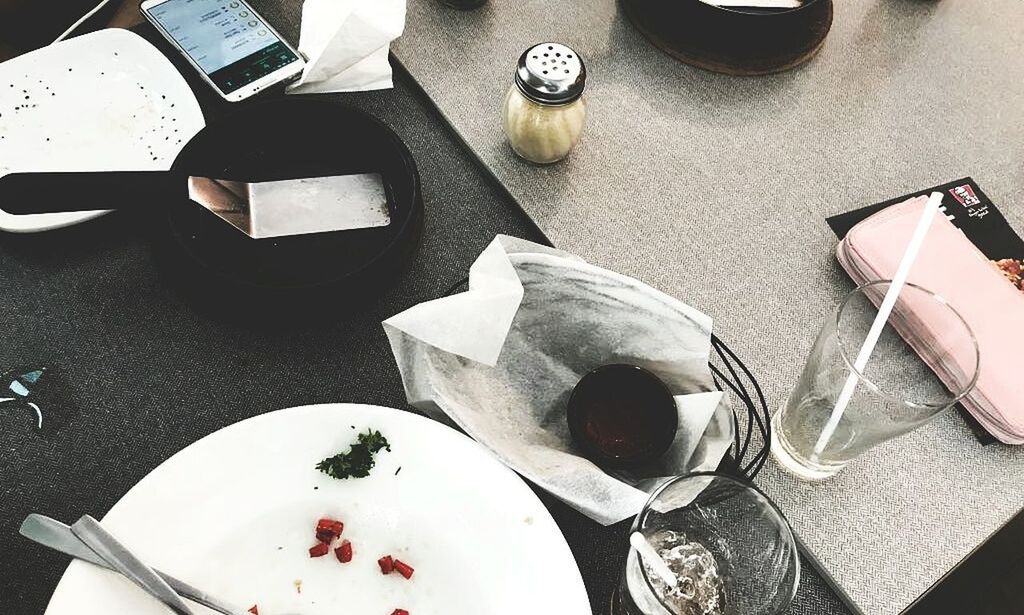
(810, 191), (944, 461)
(629, 532), (677, 587)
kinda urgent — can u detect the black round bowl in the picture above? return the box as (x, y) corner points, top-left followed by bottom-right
(620, 0), (833, 75)
(567, 364), (679, 468)
(151, 99), (422, 321)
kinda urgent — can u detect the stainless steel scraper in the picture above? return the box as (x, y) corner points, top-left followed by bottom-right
(0, 170), (391, 238)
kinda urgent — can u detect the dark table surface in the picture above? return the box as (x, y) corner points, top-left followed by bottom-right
(0, 21), (850, 615)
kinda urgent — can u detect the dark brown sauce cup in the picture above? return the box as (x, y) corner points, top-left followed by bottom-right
(567, 364), (679, 469)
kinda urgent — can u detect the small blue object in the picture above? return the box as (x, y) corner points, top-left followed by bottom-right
(21, 370), (43, 384)
(1, 365), (56, 430)
(8, 367), (46, 396)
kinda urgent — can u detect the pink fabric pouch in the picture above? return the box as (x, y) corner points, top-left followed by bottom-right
(837, 195), (1024, 444)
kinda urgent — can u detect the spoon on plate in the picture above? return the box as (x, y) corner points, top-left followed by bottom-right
(21, 514), (253, 615)
(70, 515), (196, 615)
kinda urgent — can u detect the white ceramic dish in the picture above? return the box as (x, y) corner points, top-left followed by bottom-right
(43, 404), (592, 615)
(0, 29), (204, 232)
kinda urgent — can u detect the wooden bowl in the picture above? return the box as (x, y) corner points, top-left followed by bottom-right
(620, 0), (833, 75)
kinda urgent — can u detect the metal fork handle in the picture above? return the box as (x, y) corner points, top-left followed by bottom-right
(70, 515), (195, 615)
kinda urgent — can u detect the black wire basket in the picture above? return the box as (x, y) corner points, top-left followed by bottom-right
(443, 276), (772, 481)
(709, 334), (772, 481)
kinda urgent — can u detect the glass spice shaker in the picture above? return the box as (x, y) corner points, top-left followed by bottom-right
(502, 42), (587, 164)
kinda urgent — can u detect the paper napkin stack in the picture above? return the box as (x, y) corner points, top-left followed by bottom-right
(287, 0), (406, 94)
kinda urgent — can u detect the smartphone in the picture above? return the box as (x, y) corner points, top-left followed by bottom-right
(141, 0), (305, 102)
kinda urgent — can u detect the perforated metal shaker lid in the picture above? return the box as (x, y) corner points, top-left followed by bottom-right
(514, 42), (586, 105)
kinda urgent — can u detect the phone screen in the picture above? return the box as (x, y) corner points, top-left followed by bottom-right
(147, 0), (299, 94)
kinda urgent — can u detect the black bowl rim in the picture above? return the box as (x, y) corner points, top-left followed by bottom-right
(165, 98), (422, 293)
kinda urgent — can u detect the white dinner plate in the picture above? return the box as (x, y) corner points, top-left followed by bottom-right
(43, 404), (592, 615)
(0, 29), (205, 232)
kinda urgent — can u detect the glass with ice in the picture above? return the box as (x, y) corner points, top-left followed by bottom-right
(611, 473), (799, 615)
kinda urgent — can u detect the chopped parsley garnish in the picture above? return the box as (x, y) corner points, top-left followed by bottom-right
(316, 430), (391, 479)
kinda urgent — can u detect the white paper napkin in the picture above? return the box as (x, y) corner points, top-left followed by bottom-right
(383, 236), (734, 525)
(287, 0), (407, 95)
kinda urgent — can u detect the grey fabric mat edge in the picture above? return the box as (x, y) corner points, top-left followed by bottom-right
(389, 1), (1024, 613)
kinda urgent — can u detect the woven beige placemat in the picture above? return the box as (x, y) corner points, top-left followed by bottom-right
(392, 1), (1024, 613)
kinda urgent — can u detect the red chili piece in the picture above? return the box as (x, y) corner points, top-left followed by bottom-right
(393, 559), (414, 579)
(391, 610), (409, 615)
(315, 518), (344, 543)
(335, 539), (353, 563)
(247, 606), (259, 615)
(378, 555), (394, 574)
(309, 543), (330, 557)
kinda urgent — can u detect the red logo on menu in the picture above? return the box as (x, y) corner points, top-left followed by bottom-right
(950, 184), (981, 208)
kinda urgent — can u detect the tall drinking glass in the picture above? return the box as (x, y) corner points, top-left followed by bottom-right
(611, 473), (799, 615)
(772, 280), (980, 480)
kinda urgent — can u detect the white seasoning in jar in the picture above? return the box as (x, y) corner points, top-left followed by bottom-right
(502, 43), (587, 165)
(503, 87), (586, 164)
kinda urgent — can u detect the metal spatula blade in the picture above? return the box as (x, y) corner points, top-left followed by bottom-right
(0, 170), (391, 239)
(189, 174), (390, 239)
